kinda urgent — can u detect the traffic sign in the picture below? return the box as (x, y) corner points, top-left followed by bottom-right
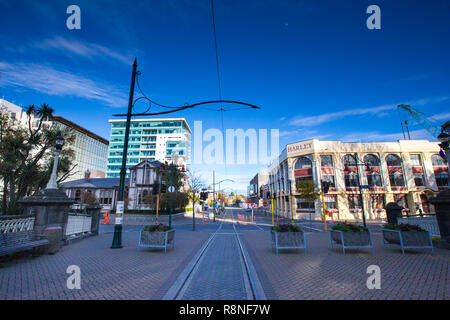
(359, 185), (370, 189)
(168, 186), (175, 193)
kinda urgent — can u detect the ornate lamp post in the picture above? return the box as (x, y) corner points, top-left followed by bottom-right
(437, 128), (450, 186)
(46, 135), (65, 189)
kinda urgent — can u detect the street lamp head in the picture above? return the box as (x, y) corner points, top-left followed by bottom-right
(437, 131), (449, 143)
(55, 134), (65, 151)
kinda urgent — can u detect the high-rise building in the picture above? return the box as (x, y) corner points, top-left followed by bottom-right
(106, 118), (191, 178)
(0, 99), (109, 181)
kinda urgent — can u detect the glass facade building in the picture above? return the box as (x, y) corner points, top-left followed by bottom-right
(106, 118), (191, 178)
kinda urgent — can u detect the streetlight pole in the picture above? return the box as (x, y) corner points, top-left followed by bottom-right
(111, 58), (137, 249)
(355, 153), (367, 228)
(169, 162), (174, 227)
(213, 170), (215, 222)
(437, 123), (450, 186)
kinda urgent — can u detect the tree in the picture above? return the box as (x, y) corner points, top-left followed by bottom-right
(0, 104), (76, 214)
(295, 180), (320, 207)
(186, 170), (205, 231)
(142, 193), (156, 211)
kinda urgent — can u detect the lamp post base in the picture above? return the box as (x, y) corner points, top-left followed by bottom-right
(111, 224), (123, 248)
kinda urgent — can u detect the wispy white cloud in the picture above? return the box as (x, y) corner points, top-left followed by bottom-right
(431, 112), (450, 122)
(34, 36), (133, 65)
(0, 62), (128, 108)
(289, 97), (449, 127)
(339, 129), (436, 143)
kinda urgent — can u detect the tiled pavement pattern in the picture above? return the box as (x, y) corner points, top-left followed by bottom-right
(178, 230), (251, 300)
(239, 227), (450, 300)
(0, 225), (211, 300)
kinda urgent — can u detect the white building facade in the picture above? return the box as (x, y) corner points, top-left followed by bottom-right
(268, 139), (448, 222)
(0, 99), (109, 181)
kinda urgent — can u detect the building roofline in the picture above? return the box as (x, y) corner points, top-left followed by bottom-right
(53, 116), (109, 145)
(108, 118), (192, 134)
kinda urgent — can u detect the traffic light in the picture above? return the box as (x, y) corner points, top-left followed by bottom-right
(152, 183), (159, 195)
(161, 184), (167, 193)
(321, 180), (330, 194)
(200, 192), (208, 201)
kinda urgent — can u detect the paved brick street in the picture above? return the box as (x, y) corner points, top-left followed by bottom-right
(239, 224), (449, 300)
(0, 210), (449, 300)
(0, 221), (212, 300)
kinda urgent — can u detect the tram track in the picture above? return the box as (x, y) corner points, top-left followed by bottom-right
(163, 208), (265, 300)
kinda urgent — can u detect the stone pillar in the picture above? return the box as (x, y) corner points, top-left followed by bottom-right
(18, 189), (75, 248)
(86, 204), (102, 236)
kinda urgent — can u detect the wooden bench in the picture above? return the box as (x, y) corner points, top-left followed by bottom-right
(0, 230), (49, 257)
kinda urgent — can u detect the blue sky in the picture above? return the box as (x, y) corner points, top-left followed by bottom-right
(1, 0), (449, 193)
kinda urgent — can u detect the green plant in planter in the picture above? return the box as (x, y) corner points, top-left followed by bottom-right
(143, 224), (174, 232)
(271, 224), (302, 232)
(383, 223), (424, 232)
(332, 223), (368, 233)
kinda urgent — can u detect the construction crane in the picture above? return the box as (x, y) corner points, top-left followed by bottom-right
(398, 104), (449, 161)
(397, 104), (441, 138)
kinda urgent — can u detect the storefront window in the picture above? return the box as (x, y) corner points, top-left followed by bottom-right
(320, 155), (333, 167)
(325, 195), (337, 210)
(389, 171), (404, 187)
(348, 195), (361, 209)
(371, 194), (385, 210)
(294, 156), (312, 169)
(296, 198), (315, 209)
(431, 154), (445, 166)
(344, 172), (358, 187)
(410, 154), (421, 166)
(414, 174), (425, 187)
(436, 172), (449, 187)
(394, 194), (408, 209)
(367, 172), (383, 187)
(322, 175), (335, 188)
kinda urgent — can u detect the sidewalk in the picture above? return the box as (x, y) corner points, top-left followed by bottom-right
(241, 230), (449, 300)
(0, 227), (211, 300)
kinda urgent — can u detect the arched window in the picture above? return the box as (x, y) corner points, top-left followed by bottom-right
(436, 171), (449, 187)
(386, 154), (402, 167)
(344, 171), (358, 188)
(364, 154), (382, 187)
(364, 154), (380, 167)
(431, 154), (445, 166)
(386, 154), (404, 187)
(367, 171), (383, 187)
(389, 171), (404, 187)
(343, 154), (356, 167)
(294, 156), (312, 170)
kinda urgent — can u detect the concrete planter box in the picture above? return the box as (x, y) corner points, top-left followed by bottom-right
(329, 230), (374, 255)
(382, 229), (433, 254)
(138, 229), (175, 253)
(270, 230), (306, 254)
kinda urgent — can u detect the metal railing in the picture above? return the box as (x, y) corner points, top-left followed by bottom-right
(0, 215), (35, 234)
(66, 213), (92, 237)
(397, 214), (440, 237)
